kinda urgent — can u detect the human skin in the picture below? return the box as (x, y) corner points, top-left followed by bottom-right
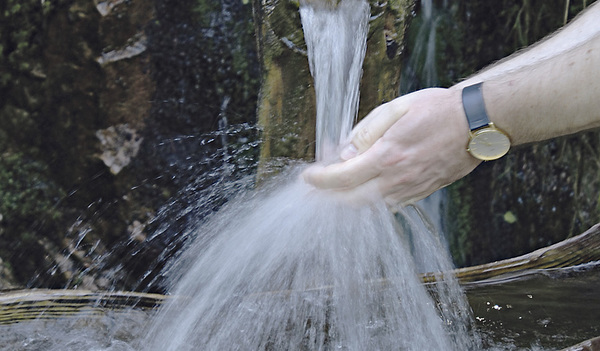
(303, 2), (600, 206)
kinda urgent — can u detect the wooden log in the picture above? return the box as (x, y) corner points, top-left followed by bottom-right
(421, 223), (600, 286)
(0, 289), (166, 324)
(561, 336), (600, 351)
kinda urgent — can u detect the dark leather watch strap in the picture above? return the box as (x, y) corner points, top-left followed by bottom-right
(462, 82), (490, 131)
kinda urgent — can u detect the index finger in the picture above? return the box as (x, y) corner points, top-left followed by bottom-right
(348, 99), (409, 154)
(302, 150), (381, 190)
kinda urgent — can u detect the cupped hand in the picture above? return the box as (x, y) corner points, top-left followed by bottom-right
(303, 87), (482, 205)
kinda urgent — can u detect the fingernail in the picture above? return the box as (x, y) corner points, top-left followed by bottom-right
(340, 144), (358, 160)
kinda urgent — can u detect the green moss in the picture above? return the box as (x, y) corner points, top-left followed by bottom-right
(0, 0), (55, 88)
(0, 153), (64, 225)
(191, 0), (221, 26)
(446, 179), (474, 268)
(0, 152), (66, 283)
(254, 0), (314, 174)
(262, 0), (304, 65)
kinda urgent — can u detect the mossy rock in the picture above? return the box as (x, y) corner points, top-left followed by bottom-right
(254, 0), (415, 175)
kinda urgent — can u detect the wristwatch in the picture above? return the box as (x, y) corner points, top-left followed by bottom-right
(462, 82), (511, 161)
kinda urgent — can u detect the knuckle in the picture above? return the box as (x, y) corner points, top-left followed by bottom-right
(396, 171), (417, 185)
(378, 146), (406, 169)
(389, 98), (410, 116)
(353, 127), (372, 151)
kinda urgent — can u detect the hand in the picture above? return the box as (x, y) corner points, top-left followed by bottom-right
(303, 88), (482, 205)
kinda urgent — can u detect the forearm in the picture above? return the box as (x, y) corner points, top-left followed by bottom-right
(452, 3), (600, 145)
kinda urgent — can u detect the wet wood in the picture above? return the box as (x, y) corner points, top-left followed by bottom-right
(0, 289), (166, 324)
(561, 335), (600, 351)
(422, 223), (600, 286)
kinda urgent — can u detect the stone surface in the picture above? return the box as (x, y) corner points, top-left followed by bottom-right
(0, 0), (259, 291)
(96, 124), (143, 175)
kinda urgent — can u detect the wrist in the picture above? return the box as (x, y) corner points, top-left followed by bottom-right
(460, 82), (511, 161)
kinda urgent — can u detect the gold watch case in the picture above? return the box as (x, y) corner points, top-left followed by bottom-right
(467, 123), (511, 161)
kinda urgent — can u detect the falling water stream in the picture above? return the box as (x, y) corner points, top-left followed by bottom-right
(1, 1), (599, 350)
(303, 0), (369, 161)
(141, 0), (477, 350)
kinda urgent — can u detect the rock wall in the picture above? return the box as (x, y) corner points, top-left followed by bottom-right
(0, 0), (260, 291)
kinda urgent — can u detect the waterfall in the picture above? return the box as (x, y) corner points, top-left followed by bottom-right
(300, 0), (369, 161)
(141, 1), (478, 350)
(400, 0), (448, 253)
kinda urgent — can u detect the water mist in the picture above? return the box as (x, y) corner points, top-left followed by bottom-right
(142, 0), (478, 350)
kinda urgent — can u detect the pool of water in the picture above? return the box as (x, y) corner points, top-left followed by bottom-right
(0, 263), (597, 351)
(0, 309), (150, 351)
(469, 262), (600, 350)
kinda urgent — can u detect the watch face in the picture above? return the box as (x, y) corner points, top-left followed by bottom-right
(468, 128), (511, 160)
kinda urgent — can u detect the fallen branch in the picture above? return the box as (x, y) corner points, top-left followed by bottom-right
(560, 335), (600, 351)
(0, 289), (165, 324)
(422, 223), (600, 285)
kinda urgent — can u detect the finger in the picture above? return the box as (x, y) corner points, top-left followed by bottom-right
(350, 100), (409, 154)
(302, 151), (382, 190)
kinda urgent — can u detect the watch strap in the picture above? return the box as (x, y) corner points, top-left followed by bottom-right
(462, 82), (490, 131)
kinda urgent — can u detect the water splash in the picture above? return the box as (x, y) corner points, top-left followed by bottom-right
(142, 167), (475, 350)
(142, 1), (478, 350)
